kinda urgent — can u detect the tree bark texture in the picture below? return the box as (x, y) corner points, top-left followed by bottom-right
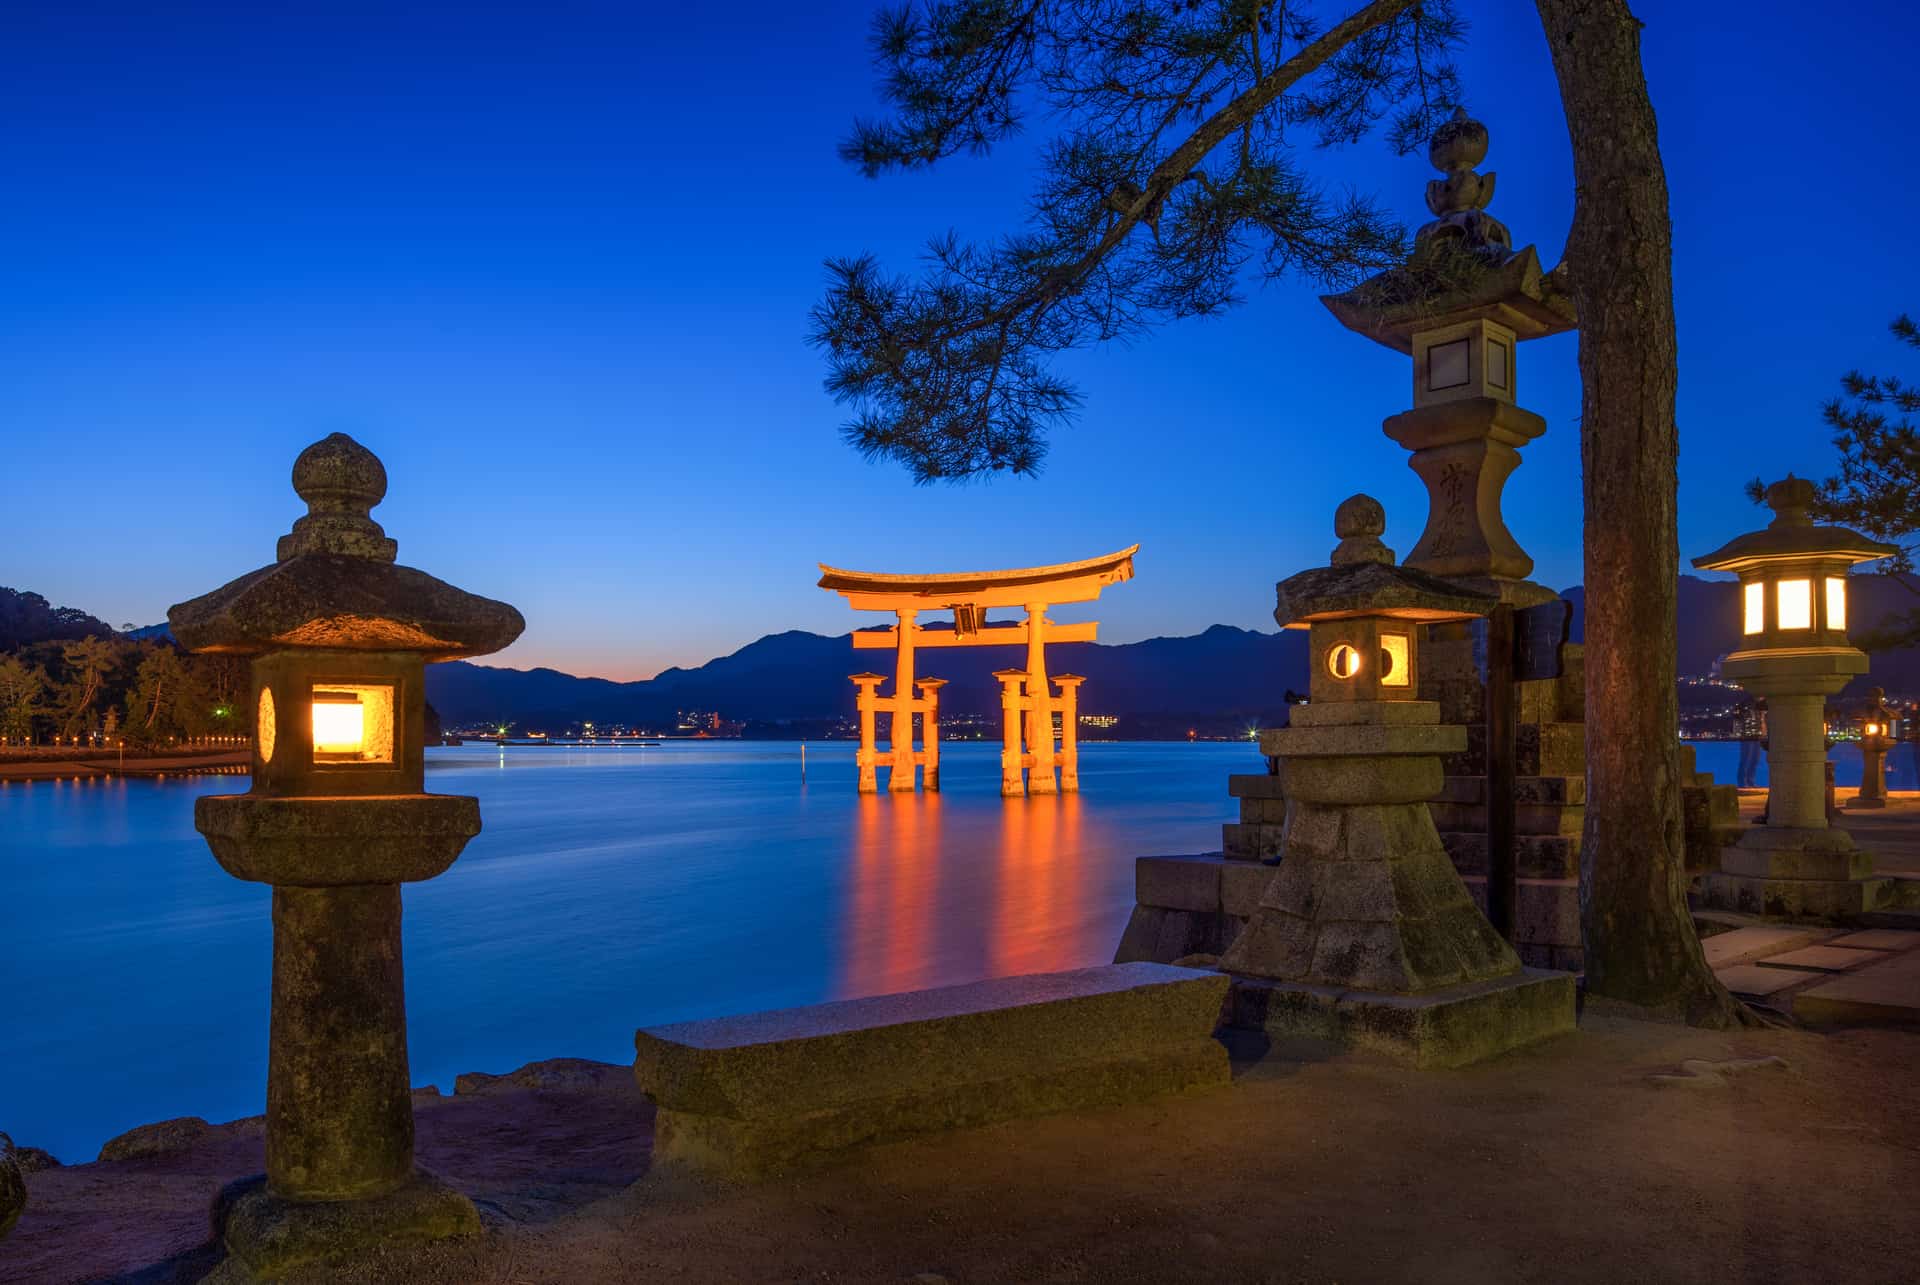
(1534, 0), (1746, 1024)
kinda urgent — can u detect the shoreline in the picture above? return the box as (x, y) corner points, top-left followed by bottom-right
(0, 749), (250, 782)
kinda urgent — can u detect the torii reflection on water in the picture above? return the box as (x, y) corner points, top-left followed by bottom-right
(836, 790), (1094, 1000)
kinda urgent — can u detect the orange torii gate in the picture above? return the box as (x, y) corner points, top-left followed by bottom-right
(818, 547), (1138, 796)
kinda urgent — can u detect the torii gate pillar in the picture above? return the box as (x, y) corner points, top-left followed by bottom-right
(889, 609), (919, 792)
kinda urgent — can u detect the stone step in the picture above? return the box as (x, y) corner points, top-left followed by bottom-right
(633, 963), (1231, 1178)
(1428, 800), (1584, 837)
(1223, 821), (1287, 859)
(1440, 831), (1581, 879)
(1236, 795), (1287, 825)
(1133, 853), (1273, 918)
(1698, 872), (1897, 919)
(1227, 773), (1285, 800)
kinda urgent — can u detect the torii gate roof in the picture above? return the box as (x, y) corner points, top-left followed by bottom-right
(818, 545), (1138, 610)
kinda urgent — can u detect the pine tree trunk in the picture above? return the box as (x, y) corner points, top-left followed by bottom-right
(1534, 0), (1747, 1025)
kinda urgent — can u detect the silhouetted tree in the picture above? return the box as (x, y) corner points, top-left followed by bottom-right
(812, 0), (1463, 480)
(1756, 313), (1920, 651)
(55, 637), (119, 740)
(0, 656), (47, 744)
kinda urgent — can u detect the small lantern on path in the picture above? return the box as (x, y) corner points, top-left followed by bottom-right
(168, 433), (522, 1278)
(1852, 687), (1896, 810)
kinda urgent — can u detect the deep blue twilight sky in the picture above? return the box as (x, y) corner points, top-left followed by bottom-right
(5, 2), (1916, 680)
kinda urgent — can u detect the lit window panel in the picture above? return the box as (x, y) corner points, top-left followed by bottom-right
(1825, 577), (1847, 631)
(1380, 633), (1411, 687)
(1743, 581), (1764, 635)
(1776, 578), (1813, 630)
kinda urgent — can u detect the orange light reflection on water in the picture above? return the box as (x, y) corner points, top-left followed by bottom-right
(838, 790), (1100, 1000)
(989, 792), (1091, 977)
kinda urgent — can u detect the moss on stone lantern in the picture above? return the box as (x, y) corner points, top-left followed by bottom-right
(168, 433), (523, 1278)
(1219, 496), (1573, 1067)
(1692, 477), (1896, 916)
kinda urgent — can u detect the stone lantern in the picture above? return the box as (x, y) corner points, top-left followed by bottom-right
(1219, 497), (1573, 1067)
(1852, 687), (1896, 810)
(1317, 107), (1590, 971)
(1693, 476), (1896, 915)
(168, 434), (523, 1278)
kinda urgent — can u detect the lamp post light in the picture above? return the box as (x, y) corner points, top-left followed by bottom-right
(1852, 686), (1896, 810)
(1693, 476), (1896, 915)
(168, 434), (523, 1278)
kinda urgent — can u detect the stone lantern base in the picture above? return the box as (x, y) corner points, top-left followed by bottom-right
(210, 1169), (479, 1281)
(1218, 704), (1575, 1068)
(1700, 828), (1894, 919)
(1226, 968), (1575, 1070)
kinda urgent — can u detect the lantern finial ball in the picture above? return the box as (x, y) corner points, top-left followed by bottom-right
(1331, 494), (1394, 567)
(292, 432), (387, 509)
(1764, 475), (1817, 528)
(1427, 105), (1488, 174)
(277, 433), (399, 563)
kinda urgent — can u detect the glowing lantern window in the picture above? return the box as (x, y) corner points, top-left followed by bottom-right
(257, 687), (276, 764)
(1379, 633), (1411, 687)
(1825, 577), (1847, 631)
(1743, 582), (1764, 635)
(310, 684), (396, 764)
(1328, 644), (1363, 680)
(1776, 579), (1813, 631)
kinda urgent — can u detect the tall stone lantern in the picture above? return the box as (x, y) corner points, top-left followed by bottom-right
(168, 434), (523, 1277)
(1318, 108), (1590, 971)
(1693, 476), (1895, 916)
(1219, 497), (1573, 1068)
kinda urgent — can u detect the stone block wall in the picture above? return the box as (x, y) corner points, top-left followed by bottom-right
(1678, 742), (1744, 874)
(1114, 772), (1282, 964)
(1421, 624), (1587, 971)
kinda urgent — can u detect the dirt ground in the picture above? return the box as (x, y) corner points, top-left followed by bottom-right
(8, 1013), (1917, 1285)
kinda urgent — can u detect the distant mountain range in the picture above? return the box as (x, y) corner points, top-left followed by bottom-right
(424, 623), (1310, 730)
(424, 575), (1920, 729)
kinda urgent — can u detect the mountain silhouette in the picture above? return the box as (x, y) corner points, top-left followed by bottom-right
(427, 574), (1920, 729)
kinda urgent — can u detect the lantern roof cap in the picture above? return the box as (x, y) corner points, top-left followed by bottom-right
(1691, 476), (1899, 572)
(167, 434), (524, 660)
(1275, 494), (1496, 628)
(1320, 108), (1575, 353)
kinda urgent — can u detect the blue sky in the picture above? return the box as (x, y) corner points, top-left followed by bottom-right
(5, 1), (1916, 680)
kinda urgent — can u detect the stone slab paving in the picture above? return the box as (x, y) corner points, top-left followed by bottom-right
(1756, 945), (1884, 972)
(1705, 798), (1920, 1023)
(1700, 925), (1833, 968)
(1828, 929), (1920, 951)
(1715, 964), (1822, 998)
(1793, 947), (1920, 1024)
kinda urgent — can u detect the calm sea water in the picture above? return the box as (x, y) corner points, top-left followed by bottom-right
(1, 740), (1248, 1162)
(1686, 739), (1920, 790)
(8, 736), (1915, 1163)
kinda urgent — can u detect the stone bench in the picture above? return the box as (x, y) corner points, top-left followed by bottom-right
(634, 962), (1230, 1179)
